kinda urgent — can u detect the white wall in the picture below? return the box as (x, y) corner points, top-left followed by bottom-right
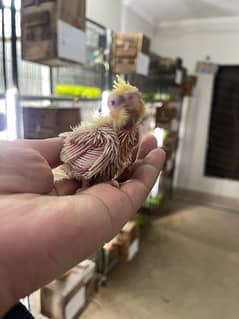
(86, 0), (156, 40)
(153, 17), (239, 199)
(86, 0), (122, 31)
(121, 5), (155, 39)
(175, 74), (239, 199)
(154, 17), (239, 72)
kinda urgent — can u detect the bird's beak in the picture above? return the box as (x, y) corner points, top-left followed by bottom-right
(111, 108), (122, 130)
(110, 104), (126, 120)
(110, 109), (119, 120)
(111, 106), (129, 129)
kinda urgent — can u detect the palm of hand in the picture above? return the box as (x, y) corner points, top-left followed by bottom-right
(0, 135), (165, 315)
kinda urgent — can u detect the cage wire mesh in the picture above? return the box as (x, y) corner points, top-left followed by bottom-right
(17, 41), (47, 96)
(0, 13), (4, 93)
(0, 4), (106, 98)
(0, 2), (106, 122)
(51, 20), (106, 91)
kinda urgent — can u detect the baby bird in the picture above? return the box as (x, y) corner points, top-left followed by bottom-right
(60, 76), (145, 187)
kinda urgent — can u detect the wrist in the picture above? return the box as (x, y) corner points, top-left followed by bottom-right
(0, 267), (18, 317)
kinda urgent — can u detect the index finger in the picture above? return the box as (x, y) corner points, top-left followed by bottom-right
(81, 148), (165, 234)
(18, 138), (63, 168)
(0, 148), (165, 307)
(121, 148), (165, 211)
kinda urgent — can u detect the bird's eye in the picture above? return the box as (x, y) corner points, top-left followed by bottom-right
(129, 95), (134, 100)
(108, 94), (121, 108)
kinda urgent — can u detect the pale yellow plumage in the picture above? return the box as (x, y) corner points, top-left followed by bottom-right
(60, 76), (145, 186)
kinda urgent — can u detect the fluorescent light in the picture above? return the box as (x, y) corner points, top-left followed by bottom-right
(150, 127), (165, 198)
(151, 174), (161, 198)
(101, 91), (110, 116)
(6, 88), (18, 140)
(154, 127), (164, 147)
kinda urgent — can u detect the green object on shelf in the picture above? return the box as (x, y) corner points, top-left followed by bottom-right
(56, 84), (101, 99)
(143, 93), (176, 102)
(143, 93), (154, 101)
(145, 194), (163, 207)
(136, 214), (147, 227)
(153, 93), (171, 101)
(143, 92), (174, 101)
(149, 128), (169, 143)
(163, 129), (170, 140)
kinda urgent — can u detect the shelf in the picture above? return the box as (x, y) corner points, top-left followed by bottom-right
(145, 99), (179, 104)
(20, 95), (101, 102)
(0, 94), (102, 103)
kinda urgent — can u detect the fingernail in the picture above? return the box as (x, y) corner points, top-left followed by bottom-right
(146, 148), (166, 166)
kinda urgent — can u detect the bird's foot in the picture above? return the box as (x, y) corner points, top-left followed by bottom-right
(76, 178), (90, 193)
(106, 179), (120, 189)
(82, 178), (90, 189)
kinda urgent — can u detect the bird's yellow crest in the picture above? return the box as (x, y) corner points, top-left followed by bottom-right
(111, 75), (145, 123)
(112, 75), (138, 95)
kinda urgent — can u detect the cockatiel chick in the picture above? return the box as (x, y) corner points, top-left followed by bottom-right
(60, 76), (145, 187)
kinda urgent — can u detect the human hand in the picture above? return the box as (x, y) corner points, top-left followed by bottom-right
(0, 135), (165, 316)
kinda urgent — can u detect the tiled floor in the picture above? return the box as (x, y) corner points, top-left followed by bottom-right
(81, 200), (239, 319)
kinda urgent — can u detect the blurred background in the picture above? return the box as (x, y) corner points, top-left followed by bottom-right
(1, 0), (239, 318)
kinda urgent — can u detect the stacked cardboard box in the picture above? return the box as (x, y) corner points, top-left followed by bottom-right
(23, 107), (81, 139)
(164, 133), (178, 152)
(112, 33), (150, 75)
(95, 221), (140, 281)
(21, 0), (86, 65)
(182, 75), (197, 96)
(41, 260), (98, 319)
(155, 104), (177, 126)
(116, 221), (140, 262)
(163, 133), (178, 162)
(95, 240), (120, 282)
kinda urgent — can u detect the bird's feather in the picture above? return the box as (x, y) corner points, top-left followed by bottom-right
(60, 124), (120, 182)
(112, 75), (138, 95)
(60, 76), (143, 185)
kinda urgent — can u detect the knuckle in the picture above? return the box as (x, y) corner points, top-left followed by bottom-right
(38, 166), (54, 194)
(24, 149), (54, 194)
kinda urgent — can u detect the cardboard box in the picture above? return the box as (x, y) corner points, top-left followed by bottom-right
(112, 57), (137, 74)
(112, 33), (150, 75)
(116, 221), (140, 262)
(112, 53), (150, 76)
(114, 33), (138, 58)
(95, 222), (139, 282)
(159, 56), (177, 68)
(156, 106), (177, 124)
(23, 107), (81, 139)
(164, 133), (178, 151)
(21, 0), (86, 65)
(113, 33), (150, 58)
(95, 239), (120, 279)
(41, 260), (97, 319)
(163, 146), (173, 161)
(182, 75), (197, 96)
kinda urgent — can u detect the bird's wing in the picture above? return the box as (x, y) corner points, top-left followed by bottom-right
(60, 125), (119, 180)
